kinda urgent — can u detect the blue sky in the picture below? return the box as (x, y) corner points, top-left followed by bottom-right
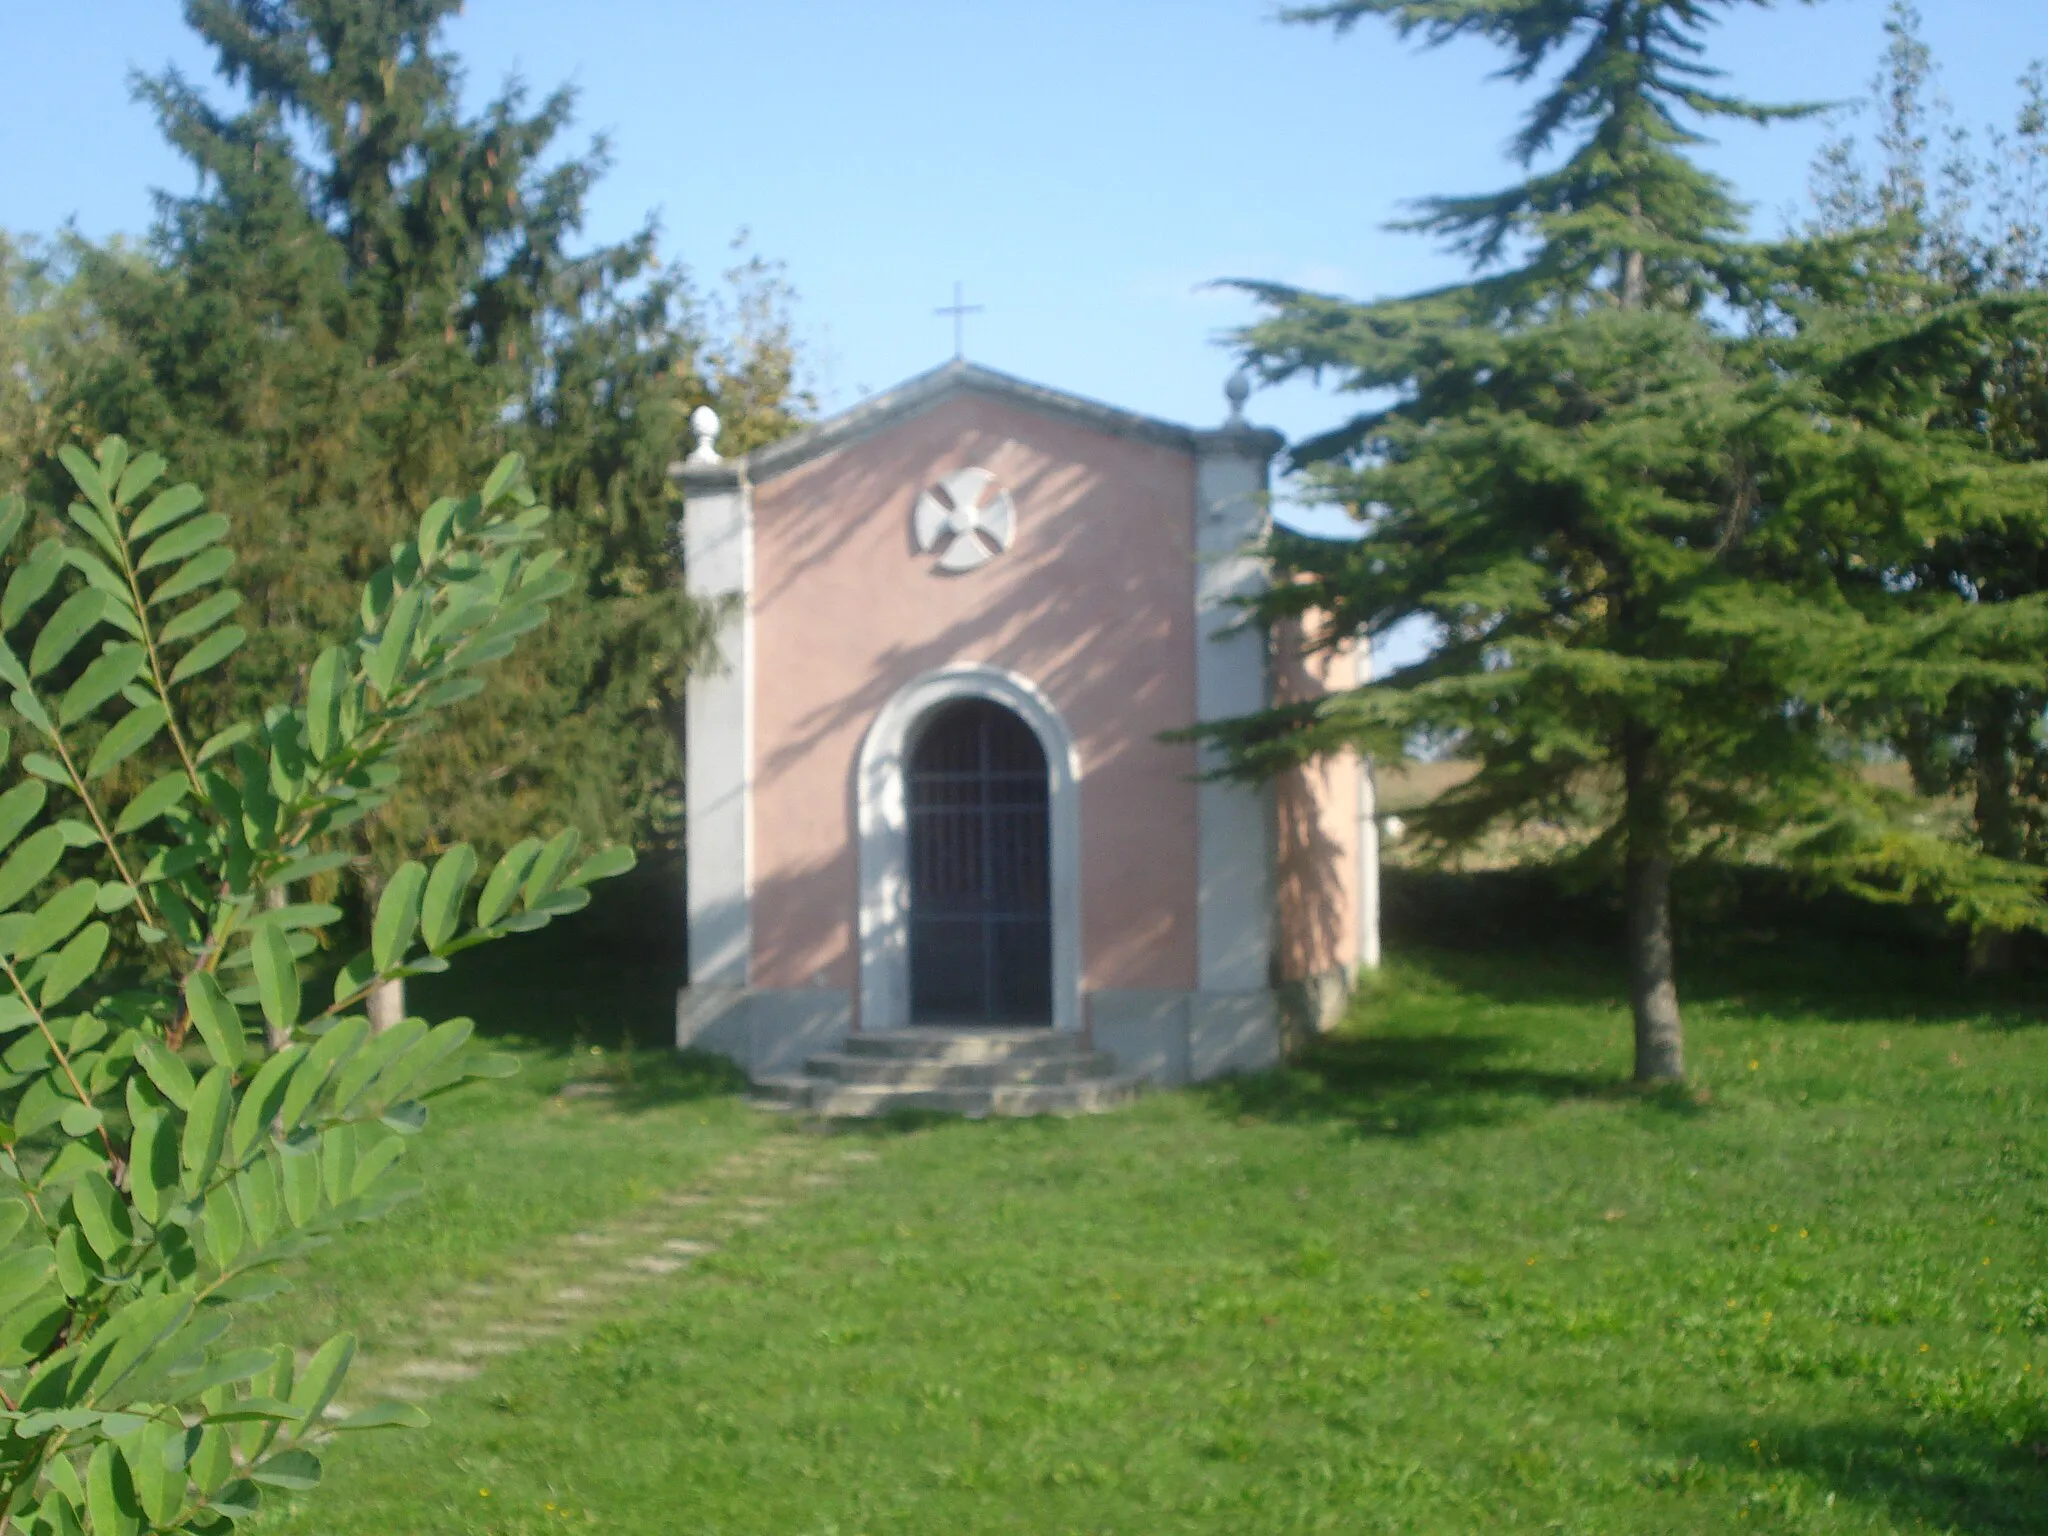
(4, 2), (2043, 513)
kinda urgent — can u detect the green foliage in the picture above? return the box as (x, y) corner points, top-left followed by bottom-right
(39, 0), (806, 882)
(0, 438), (632, 1532)
(0, 239), (136, 498)
(1279, 0), (1825, 299)
(1209, 1), (2048, 1078)
(1805, 5), (2048, 956)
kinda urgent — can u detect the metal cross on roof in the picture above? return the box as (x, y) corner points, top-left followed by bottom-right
(934, 281), (984, 361)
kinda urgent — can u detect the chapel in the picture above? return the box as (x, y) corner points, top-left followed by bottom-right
(672, 359), (1377, 1114)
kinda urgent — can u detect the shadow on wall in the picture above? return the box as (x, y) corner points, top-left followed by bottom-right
(748, 843), (866, 994)
(1271, 613), (1356, 1035)
(752, 434), (1191, 789)
(740, 407), (1208, 991)
(1275, 764), (1351, 975)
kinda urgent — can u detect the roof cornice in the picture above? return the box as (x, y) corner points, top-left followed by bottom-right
(691, 360), (1284, 486)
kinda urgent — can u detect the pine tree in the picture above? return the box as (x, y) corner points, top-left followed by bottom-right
(0, 237), (62, 488)
(1809, 5), (2048, 970)
(0, 237), (133, 494)
(55, 1), (805, 894)
(1208, 0), (2048, 1081)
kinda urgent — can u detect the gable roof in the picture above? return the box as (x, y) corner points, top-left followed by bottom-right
(740, 360), (1216, 484)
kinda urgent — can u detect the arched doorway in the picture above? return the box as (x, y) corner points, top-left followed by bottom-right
(906, 699), (1052, 1025)
(856, 664), (1082, 1034)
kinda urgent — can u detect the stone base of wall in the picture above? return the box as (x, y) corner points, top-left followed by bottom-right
(1087, 989), (1280, 1087)
(1275, 966), (1353, 1057)
(675, 987), (850, 1077)
(678, 985), (1284, 1090)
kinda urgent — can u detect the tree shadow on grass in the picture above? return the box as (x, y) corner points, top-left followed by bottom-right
(1667, 1412), (2048, 1534)
(1398, 937), (2048, 1033)
(1386, 868), (2048, 1032)
(835, 1108), (970, 1137)
(547, 1049), (751, 1114)
(373, 855), (776, 1116)
(406, 853), (685, 1032)
(1384, 942), (1626, 1010)
(1197, 1029), (1700, 1141)
(1685, 942), (2048, 1033)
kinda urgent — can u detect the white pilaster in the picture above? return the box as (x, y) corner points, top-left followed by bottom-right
(1357, 758), (1382, 972)
(1191, 415), (1283, 993)
(1355, 633), (1382, 972)
(679, 457), (753, 988)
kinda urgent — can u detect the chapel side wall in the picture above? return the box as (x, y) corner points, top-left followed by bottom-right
(1273, 615), (1360, 992)
(746, 393), (1201, 1006)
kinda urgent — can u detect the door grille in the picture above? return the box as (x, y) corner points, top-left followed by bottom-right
(907, 698), (1052, 1025)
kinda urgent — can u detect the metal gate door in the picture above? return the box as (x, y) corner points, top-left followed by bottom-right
(907, 699), (1052, 1025)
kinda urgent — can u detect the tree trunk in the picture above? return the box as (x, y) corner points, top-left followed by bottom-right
(1621, 248), (1648, 311)
(1968, 704), (2020, 976)
(1624, 728), (1684, 1082)
(1973, 706), (2019, 859)
(1613, 219), (1676, 1079)
(1620, 194), (1649, 311)
(366, 977), (406, 1034)
(1967, 928), (2017, 977)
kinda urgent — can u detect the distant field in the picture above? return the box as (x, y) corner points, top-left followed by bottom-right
(244, 891), (2046, 1536)
(1374, 758), (1479, 814)
(1373, 759), (1942, 870)
(1375, 760), (1922, 818)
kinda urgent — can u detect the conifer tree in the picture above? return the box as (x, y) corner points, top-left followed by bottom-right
(0, 238), (63, 488)
(0, 238), (131, 494)
(1207, 0), (2048, 1080)
(53, 1), (804, 896)
(1809, 4), (2048, 970)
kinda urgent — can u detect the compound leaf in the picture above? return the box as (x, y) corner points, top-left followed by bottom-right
(371, 862), (426, 972)
(58, 644), (146, 726)
(138, 513), (229, 574)
(29, 590), (107, 678)
(158, 589), (242, 646)
(184, 972), (245, 1071)
(169, 625), (247, 685)
(420, 845), (475, 953)
(130, 483), (202, 541)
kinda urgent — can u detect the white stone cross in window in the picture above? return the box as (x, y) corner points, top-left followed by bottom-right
(913, 467), (1015, 572)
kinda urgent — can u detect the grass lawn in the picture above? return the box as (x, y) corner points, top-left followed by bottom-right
(232, 864), (771, 1358)
(245, 885), (2047, 1535)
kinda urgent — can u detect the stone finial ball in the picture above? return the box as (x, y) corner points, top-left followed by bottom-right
(691, 404), (720, 444)
(1224, 371), (1251, 417)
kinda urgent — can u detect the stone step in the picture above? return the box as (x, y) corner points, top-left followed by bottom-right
(802, 1050), (1119, 1087)
(840, 1028), (1084, 1063)
(751, 1073), (1144, 1119)
(989, 1076), (1144, 1116)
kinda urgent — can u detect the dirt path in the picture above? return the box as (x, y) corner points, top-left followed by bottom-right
(325, 1133), (881, 1416)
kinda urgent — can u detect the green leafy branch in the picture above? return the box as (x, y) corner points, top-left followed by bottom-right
(0, 441), (633, 1535)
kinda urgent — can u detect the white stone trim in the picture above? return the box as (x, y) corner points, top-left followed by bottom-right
(681, 471), (753, 987)
(748, 359), (1217, 483)
(1192, 434), (1277, 992)
(1356, 755), (1382, 971)
(1353, 632), (1382, 972)
(856, 665), (1082, 1033)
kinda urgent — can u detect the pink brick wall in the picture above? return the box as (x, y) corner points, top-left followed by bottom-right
(748, 393), (1200, 1001)
(1274, 616), (1361, 981)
